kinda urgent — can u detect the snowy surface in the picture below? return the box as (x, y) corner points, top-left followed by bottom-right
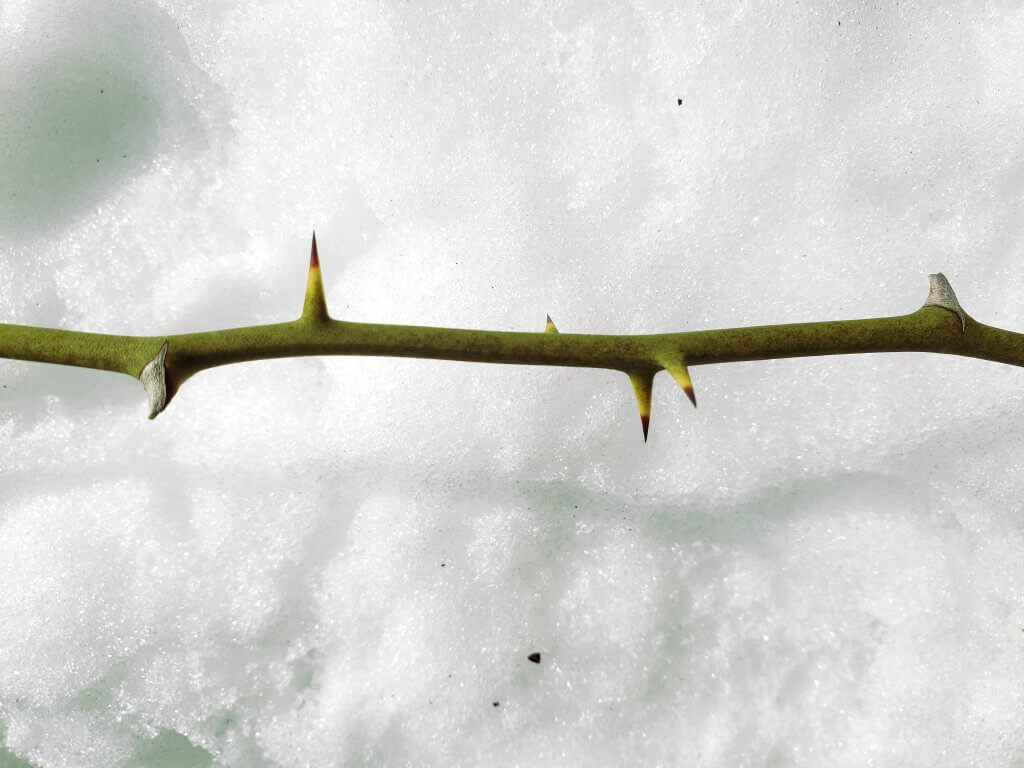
(2, 1), (1024, 766)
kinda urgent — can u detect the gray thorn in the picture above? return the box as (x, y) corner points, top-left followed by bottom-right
(923, 273), (966, 334)
(140, 341), (169, 419)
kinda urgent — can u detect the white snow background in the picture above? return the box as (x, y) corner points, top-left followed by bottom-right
(2, 1), (1024, 766)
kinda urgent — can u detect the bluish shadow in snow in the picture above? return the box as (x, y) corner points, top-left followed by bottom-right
(0, 0), (217, 239)
(121, 730), (213, 768)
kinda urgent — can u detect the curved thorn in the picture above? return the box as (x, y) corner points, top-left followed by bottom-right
(302, 231), (329, 323)
(544, 314), (559, 334)
(628, 370), (654, 442)
(660, 358), (696, 407)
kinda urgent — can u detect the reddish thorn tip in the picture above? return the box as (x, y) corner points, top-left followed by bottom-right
(684, 385), (696, 408)
(310, 232), (320, 269)
(641, 415), (650, 442)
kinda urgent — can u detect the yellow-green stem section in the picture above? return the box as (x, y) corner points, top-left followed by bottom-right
(0, 304), (1022, 410)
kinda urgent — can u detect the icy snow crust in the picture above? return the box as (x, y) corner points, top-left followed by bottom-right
(2, 1), (1024, 766)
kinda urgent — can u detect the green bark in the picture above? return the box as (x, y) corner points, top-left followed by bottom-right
(1, 239), (1019, 440)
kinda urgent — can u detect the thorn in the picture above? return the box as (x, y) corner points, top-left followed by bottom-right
(302, 231), (329, 323)
(544, 314), (559, 334)
(660, 358), (696, 407)
(140, 341), (169, 419)
(923, 273), (966, 334)
(628, 370), (654, 443)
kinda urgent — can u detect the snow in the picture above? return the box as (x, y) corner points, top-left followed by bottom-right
(2, 1), (1024, 765)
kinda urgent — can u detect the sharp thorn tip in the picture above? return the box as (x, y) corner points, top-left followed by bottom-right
(310, 232), (320, 269)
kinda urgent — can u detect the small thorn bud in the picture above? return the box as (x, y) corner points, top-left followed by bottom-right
(923, 272), (967, 334)
(140, 341), (169, 419)
(544, 314), (559, 334)
(302, 231), (330, 323)
(628, 370), (654, 443)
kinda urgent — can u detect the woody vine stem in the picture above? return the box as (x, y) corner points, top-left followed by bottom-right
(1, 233), (1022, 441)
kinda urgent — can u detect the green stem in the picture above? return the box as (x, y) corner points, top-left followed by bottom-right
(0, 239), (1019, 438)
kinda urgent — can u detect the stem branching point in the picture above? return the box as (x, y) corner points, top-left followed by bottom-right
(0, 241), (1016, 442)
